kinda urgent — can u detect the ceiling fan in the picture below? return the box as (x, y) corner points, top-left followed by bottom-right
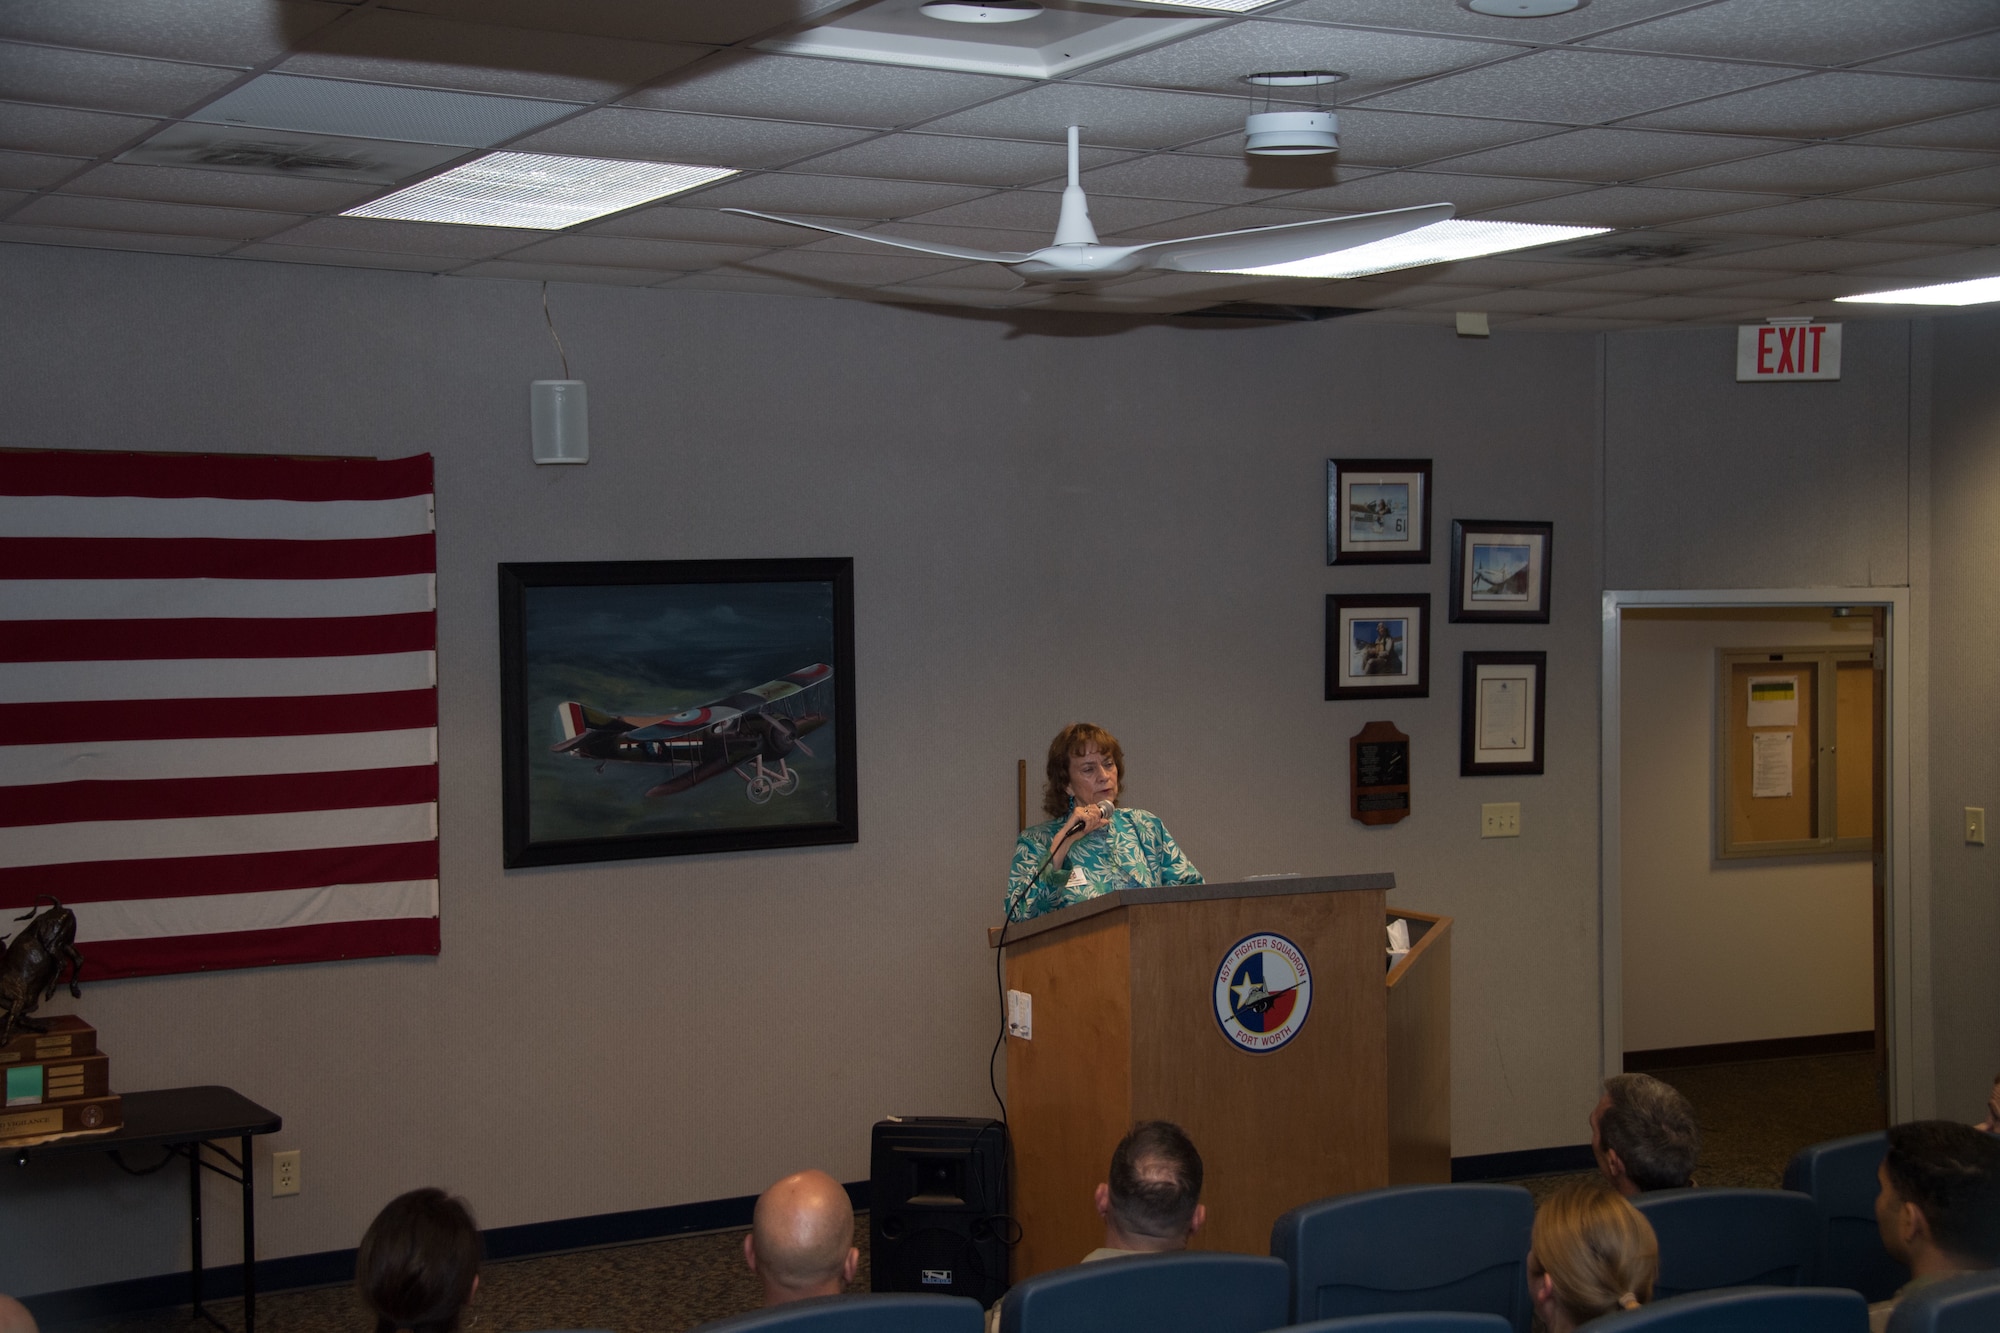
(723, 126), (1453, 284)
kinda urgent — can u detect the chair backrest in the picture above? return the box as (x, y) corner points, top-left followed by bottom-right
(1580, 1285), (1869, 1332)
(1884, 1269), (2000, 1333)
(693, 1293), (984, 1332)
(1270, 1183), (1535, 1331)
(1284, 1314), (1514, 1333)
(997, 1251), (1289, 1333)
(1633, 1188), (1819, 1299)
(1783, 1130), (1909, 1301)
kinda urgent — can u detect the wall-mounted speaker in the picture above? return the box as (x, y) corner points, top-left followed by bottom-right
(870, 1116), (1008, 1308)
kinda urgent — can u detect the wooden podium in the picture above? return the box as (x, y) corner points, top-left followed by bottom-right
(989, 876), (1451, 1279)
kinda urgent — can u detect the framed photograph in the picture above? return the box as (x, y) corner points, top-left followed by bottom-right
(1326, 594), (1431, 700)
(499, 558), (857, 868)
(1461, 651), (1547, 776)
(1449, 519), (1553, 623)
(1327, 458), (1432, 564)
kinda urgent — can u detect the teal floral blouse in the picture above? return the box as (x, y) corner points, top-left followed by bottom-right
(1005, 803), (1203, 922)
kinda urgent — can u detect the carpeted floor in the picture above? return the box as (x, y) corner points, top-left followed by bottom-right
(48, 1053), (1881, 1333)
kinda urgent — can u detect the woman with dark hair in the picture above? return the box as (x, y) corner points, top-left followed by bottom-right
(1005, 722), (1202, 922)
(357, 1188), (482, 1333)
(1525, 1179), (1657, 1333)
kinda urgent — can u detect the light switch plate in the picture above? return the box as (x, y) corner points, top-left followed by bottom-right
(1968, 807), (1987, 846)
(1481, 802), (1520, 838)
(1006, 989), (1032, 1040)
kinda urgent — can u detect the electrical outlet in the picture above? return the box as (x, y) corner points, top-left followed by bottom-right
(1481, 802), (1521, 838)
(1968, 807), (1987, 846)
(272, 1149), (300, 1197)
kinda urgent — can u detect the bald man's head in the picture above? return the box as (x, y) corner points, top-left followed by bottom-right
(743, 1170), (858, 1306)
(0, 1295), (39, 1333)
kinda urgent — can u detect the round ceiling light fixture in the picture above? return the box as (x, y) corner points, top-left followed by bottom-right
(1459, 0), (1587, 16)
(920, 1), (1044, 21)
(1245, 110), (1339, 156)
(1241, 70), (1347, 88)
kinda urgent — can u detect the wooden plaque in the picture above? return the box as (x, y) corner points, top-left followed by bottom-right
(0, 1092), (122, 1147)
(0, 1014), (97, 1064)
(1351, 721), (1411, 825)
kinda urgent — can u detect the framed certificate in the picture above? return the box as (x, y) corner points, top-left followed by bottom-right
(1460, 651), (1546, 776)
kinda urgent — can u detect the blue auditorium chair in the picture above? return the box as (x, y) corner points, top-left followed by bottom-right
(1284, 1314), (1513, 1333)
(1884, 1268), (2000, 1333)
(996, 1251), (1288, 1333)
(1632, 1187), (1819, 1299)
(692, 1293), (983, 1331)
(1783, 1130), (1909, 1301)
(1581, 1285), (1868, 1331)
(1270, 1183), (1535, 1331)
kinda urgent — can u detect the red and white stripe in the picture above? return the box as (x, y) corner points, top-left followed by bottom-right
(0, 451), (440, 979)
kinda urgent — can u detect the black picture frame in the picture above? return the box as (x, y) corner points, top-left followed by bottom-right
(1326, 593), (1432, 700)
(1449, 519), (1553, 623)
(500, 558), (858, 868)
(1327, 458), (1433, 565)
(1460, 651), (1547, 776)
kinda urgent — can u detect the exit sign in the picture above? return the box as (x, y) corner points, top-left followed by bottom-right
(1737, 320), (1841, 381)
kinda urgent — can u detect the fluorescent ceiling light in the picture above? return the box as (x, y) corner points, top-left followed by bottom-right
(1835, 276), (2000, 306)
(1213, 219), (1612, 279)
(344, 152), (738, 229)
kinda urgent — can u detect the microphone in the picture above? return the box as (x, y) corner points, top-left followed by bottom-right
(1062, 799), (1112, 840)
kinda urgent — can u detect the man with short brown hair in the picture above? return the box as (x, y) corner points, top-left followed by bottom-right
(1590, 1072), (1700, 1197)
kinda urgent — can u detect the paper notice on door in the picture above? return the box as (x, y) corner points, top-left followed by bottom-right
(1752, 730), (1793, 797)
(1747, 675), (1799, 727)
(1480, 675), (1528, 750)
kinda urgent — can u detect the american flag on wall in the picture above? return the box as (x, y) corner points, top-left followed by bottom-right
(0, 450), (440, 980)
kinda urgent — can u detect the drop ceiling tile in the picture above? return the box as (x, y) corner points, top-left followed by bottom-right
(735, 248), (972, 286)
(1106, 203), (1333, 241)
(1568, 293), (1776, 321)
(1852, 107), (2000, 152)
(1679, 198), (1985, 236)
(1675, 237), (1965, 270)
(1481, 185), (1792, 227)
(190, 74), (581, 148)
(1081, 20), (1516, 98)
(11, 192), (302, 238)
(1432, 129), (1808, 183)
(1183, 110), (1565, 168)
(789, 219), (1049, 257)
(656, 271), (842, 301)
(783, 133), (1132, 187)
(506, 233), (762, 269)
(1093, 271), (1275, 299)
(62, 161), (377, 211)
(231, 241), (457, 272)
(1411, 286), (1630, 314)
(394, 0), (850, 48)
(919, 83), (1245, 151)
(0, 44), (244, 116)
(1356, 50), (1789, 124)
(1543, 266), (1799, 294)
(1072, 152), (1372, 205)
(1422, 256), (1625, 286)
(582, 204), (826, 245)
(1651, 143), (1998, 194)
(0, 0), (347, 68)
(1845, 211), (2000, 246)
(0, 149), (86, 190)
(1842, 246), (2000, 278)
(264, 214), (544, 257)
(280, 11), (707, 102)
(117, 124), (468, 187)
(0, 102), (159, 155)
(509, 108), (873, 169)
(1280, 169), (1583, 213)
(907, 188), (1211, 234)
(1497, 314), (1655, 332)
(1581, 0), (2000, 66)
(1860, 31), (2000, 78)
(676, 171), (992, 219)
(1280, 0), (1698, 42)
(1694, 273), (1890, 300)
(1329, 279), (1491, 308)
(0, 219), (239, 254)
(1625, 72), (2000, 138)
(1850, 163), (2000, 204)
(627, 52), (1024, 127)
(451, 258), (669, 285)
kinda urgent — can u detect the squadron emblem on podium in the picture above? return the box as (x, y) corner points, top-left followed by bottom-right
(1213, 932), (1312, 1053)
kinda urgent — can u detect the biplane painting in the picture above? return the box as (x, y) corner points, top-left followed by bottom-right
(519, 578), (844, 846)
(1470, 542), (1533, 601)
(1347, 483), (1410, 543)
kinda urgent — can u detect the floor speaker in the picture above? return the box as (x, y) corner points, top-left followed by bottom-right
(870, 1116), (1009, 1307)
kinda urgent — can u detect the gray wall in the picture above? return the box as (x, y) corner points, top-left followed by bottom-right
(0, 241), (1989, 1296)
(1927, 309), (2000, 1124)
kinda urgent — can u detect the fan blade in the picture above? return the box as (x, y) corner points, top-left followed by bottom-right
(720, 208), (1030, 263)
(1134, 203), (1454, 274)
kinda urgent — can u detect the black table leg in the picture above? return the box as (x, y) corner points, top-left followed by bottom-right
(240, 1133), (256, 1333)
(189, 1141), (205, 1324)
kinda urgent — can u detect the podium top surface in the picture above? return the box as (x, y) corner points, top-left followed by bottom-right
(988, 872), (1394, 948)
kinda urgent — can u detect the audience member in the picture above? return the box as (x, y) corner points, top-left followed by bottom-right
(1975, 1071), (1999, 1134)
(986, 1120), (1206, 1333)
(357, 1188), (482, 1333)
(1590, 1072), (1700, 1196)
(1526, 1179), (1658, 1333)
(0, 1294), (39, 1333)
(742, 1169), (859, 1307)
(1869, 1120), (2000, 1332)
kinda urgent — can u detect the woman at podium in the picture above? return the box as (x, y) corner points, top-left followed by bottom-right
(1006, 722), (1203, 922)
